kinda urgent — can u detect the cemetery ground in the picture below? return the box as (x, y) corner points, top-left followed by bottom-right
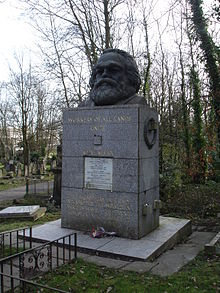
(0, 180), (220, 292)
(0, 174), (53, 192)
(0, 177), (27, 192)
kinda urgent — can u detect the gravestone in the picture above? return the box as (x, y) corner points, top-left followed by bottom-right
(0, 205), (46, 221)
(61, 48), (161, 239)
(51, 159), (56, 169)
(61, 104), (160, 239)
(9, 160), (15, 172)
(16, 162), (22, 177)
(52, 144), (62, 206)
(17, 49), (191, 261)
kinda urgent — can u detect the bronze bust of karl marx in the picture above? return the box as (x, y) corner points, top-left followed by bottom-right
(80, 48), (147, 107)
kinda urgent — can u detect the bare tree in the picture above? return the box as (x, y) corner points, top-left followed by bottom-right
(7, 55), (37, 176)
(19, 0), (125, 106)
(0, 85), (12, 162)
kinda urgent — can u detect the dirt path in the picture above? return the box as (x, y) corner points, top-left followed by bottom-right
(0, 182), (53, 202)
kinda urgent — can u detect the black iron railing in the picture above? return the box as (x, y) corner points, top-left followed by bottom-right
(0, 227), (32, 258)
(0, 232), (77, 292)
(26, 178), (53, 196)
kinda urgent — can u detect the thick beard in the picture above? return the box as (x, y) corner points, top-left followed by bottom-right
(90, 84), (124, 106)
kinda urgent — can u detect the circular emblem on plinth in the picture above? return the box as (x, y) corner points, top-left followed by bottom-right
(144, 118), (157, 149)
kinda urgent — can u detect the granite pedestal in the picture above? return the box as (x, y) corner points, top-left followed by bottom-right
(61, 104), (160, 239)
(23, 217), (192, 261)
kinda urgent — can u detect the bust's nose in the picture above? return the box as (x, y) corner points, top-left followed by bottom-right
(102, 68), (110, 78)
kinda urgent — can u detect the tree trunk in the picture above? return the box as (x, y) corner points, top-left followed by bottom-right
(188, 0), (220, 155)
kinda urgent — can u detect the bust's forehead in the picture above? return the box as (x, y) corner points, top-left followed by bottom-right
(97, 52), (126, 66)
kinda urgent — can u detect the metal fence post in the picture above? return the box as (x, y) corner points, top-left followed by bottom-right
(69, 235), (71, 262)
(30, 227), (32, 249)
(10, 258), (14, 291)
(74, 233), (77, 259)
(2, 234), (4, 257)
(16, 230), (19, 253)
(47, 181), (50, 196)
(26, 178), (29, 195)
(34, 180), (36, 195)
(49, 243), (53, 271)
(63, 238), (65, 264)
(56, 241), (59, 268)
(9, 232), (12, 255)
(0, 234), (3, 258)
(1, 263), (4, 293)
(23, 229), (25, 250)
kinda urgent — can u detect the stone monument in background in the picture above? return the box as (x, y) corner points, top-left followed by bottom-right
(52, 144), (62, 206)
(61, 49), (161, 239)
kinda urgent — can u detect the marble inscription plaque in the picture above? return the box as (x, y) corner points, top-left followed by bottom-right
(84, 157), (113, 191)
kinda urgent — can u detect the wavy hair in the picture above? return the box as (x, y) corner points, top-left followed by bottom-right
(89, 48), (141, 93)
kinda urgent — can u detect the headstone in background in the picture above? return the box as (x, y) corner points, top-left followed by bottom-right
(0, 205), (46, 221)
(5, 163), (10, 172)
(16, 162), (22, 177)
(51, 159), (56, 169)
(52, 144), (62, 206)
(9, 160), (15, 172)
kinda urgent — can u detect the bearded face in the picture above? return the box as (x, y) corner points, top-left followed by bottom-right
(90, 77), (125, 106)
(89, 52), (136, 106)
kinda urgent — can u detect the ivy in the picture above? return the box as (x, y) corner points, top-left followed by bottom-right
(188, 0), (220, 155)
(190, 67), (206, 182)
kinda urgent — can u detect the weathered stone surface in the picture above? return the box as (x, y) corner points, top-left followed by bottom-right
(0, 205), (46, 221)
(62, 157), (159, 193)
(63, 105), (139, 124)
(138, 188), (160, 238)
(24, 216), (192, 261)
(150, 231), (215, 276)
(139, 106), (159, 159)
(62, 139), (138, 159)
(85, 255), (130, 269)
(61, 187), (139, 239)
(0, 205), (40, 217)
(139, 157), (159, 192)
(205, 232), (220, 255)
(121, 261), (155, 273)
(63, 106), (139, 160)
(61, 105), (160, 239)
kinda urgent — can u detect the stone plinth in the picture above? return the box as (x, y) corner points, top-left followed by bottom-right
(61, 104), (159, 239)
(24, 217), (192, 262)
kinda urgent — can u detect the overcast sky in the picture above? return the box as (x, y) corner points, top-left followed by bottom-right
(0, 0), (217, 82)
(0, 0), (38, 81)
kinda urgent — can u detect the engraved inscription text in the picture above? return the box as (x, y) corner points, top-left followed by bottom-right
(84, 157), (113, 191)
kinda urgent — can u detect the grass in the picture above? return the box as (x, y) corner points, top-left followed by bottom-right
(1, 181), (220, 292)
(0, 211), (61, 233)
(33, 253), (220, 293)
(32, 181), (219, 292)
(0, 178), (26, 191)
(0, 192), (60, 233)
(0, 245), (27, 258)
(0, 175), (54, 192)
(0, 192), (60, 271)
